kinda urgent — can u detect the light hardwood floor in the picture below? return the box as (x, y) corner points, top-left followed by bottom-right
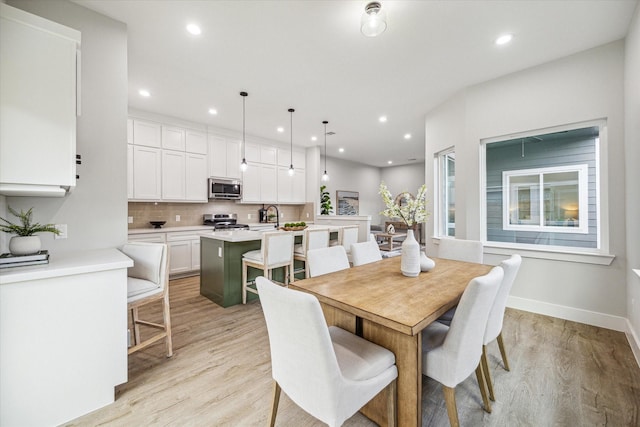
(65, 276), (640, 426)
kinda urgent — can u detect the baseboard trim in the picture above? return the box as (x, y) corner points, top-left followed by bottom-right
(626, 319), (640, 369)
(506, 295), (628, 332)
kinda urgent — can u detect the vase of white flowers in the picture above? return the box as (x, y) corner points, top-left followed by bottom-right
(379, 182), (430, 277)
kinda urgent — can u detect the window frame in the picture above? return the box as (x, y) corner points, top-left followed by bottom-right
(479, 119), (610, 259)
(434, 147), (456, 238)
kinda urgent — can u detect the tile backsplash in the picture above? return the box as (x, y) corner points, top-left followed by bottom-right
(128, 201), (314, 229)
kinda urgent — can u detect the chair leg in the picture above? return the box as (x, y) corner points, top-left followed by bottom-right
(268, 380), (281, 427)
(497, 332), (510, 371)
(242, 260), (248, 304)
(387, 379), (397, 427)
(442, 386), (460, 427)
(289, 261), (295, 284)
(163, 293), (173, 358)
(132, 307), (141, 345)
(475, 363), (492, 413)
(481, 345), (495, 401)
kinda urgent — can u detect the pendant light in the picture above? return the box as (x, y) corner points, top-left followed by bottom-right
(361, 2), (387, 37)
(240, 91), (248, 172)
(322, 120), (329, 182)
(288, 108), (295, 176)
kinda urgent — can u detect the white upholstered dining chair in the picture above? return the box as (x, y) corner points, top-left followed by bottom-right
(330, 225), (359, 262)
(351, 239), (382, 266)
(422, 266), (504, 427)
(242, 231), (294, 304)
(306, 246), (350, 277)
(121, 242), (173, 357)
(438, 237), (484, 263)
(256, 276), (398, 427)
(481, 254), (522, 401)
(293, 227), (330, 279)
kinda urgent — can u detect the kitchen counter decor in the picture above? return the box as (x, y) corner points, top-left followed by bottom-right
(0, 206), (60, 256)
(280, 222), (308, 231)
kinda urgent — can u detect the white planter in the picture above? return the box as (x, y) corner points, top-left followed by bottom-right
(9, 236), (42, 255)
(401, 229), (420, 277)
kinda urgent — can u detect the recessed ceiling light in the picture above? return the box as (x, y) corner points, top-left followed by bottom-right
(387, 160), (393, 164)
(495, 34), (513, 46)
(311, 136), (317, 141)
(138, 89), (150, 97)
(186, 23), (201, 36)
(404, 133), (411, 140)
(277, 127), (284, 133)
(379, 116), (387, 123)
(208, 108), (217, 115)
(339, 148), (344, 153)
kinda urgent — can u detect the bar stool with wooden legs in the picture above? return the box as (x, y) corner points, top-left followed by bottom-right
(242, 231), (294, 304)
(293, 228), (330, 279)
(329, 225), (359, 263)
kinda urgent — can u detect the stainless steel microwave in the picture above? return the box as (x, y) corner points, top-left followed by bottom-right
(208, 178), (242, 200)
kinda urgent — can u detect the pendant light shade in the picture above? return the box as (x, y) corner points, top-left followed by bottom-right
(288, 108), (295, 176)
(240, 91), (248, 172)
(322, 120), (329, 182)
(361, 2), (387, 37)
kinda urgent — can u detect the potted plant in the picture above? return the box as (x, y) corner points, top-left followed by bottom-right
(0, 206), (59, 255)
(320, 185), (333, 215)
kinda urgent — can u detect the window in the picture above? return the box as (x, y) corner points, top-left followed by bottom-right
(435, 148), (455, 237)
(483, 123), (602, 250)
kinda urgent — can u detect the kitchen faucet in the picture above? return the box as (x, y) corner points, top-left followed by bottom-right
(265, 205), (279, 229)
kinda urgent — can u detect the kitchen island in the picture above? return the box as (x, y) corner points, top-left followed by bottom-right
(200, 226), (342, 307)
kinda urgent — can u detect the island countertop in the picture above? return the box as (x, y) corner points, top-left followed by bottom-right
(201, 225), (344, 243)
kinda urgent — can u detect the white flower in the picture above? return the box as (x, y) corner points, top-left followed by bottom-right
(379, 182), (429, 227)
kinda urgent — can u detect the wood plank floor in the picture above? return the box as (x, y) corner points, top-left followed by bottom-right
(64, 276), (640, 426)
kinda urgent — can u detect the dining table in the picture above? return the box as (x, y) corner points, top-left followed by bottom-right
(289, 255), (493, 427)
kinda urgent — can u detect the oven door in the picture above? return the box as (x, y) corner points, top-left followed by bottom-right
(209, 178), (242, 199)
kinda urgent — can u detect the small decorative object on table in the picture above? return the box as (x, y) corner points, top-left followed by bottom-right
(0, 206), (60, 256)
(420, 251), (435, 272)
(386, 224), (395, 234)
(280, 222), (308, 231)
(379, 182), (430, 277)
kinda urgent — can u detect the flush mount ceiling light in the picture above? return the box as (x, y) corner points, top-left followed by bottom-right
(361, 1), (387, 37)
(311, 136), (317, 141)
(138, 89), (150, 97)
(379, 115), (387, 123)
(404, 133), (411, 140)
(240, 91), (248, 172)
(186, 23), (201, 35)
(277, 126), (284, 133)
(387, 160), (393, 164)
(339, 148), (344, 153)
(495, 34), (513, 46)
(288, 108), (295, 176)
(208, 108), (217, 115)
(322, 120), (329, 182)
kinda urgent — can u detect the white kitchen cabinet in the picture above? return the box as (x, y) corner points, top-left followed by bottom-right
(128, 233), (166, 243)
(186, 130), (207, 154)
(192, 239), (202, 270)
(277, 148), (306, 169)
(185, 153), (207, 202)
(166, 231), (209, 275)
(277, 166), (305, 203)
(209, 135), (240, 179)
(132, 145), (162, 200)
(133, 120), (161, 148)
(127, 119), (134, 144)
(162, 125), (185, 151)
(245, 142), (276, 164)
(161, 150), (186, 200)
(242, 162), (277, 203)
(0, 4), (80, 197)
(127, 144), (134, 199)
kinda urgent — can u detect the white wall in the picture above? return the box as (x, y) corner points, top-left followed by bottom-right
(425, 41), (627, 329)
(319, 156), (381, 219)
(3, 0), (128, 256)
(625, 4), (640, 358)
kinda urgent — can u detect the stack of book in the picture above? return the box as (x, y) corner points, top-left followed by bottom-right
(0, 250), (49, 269)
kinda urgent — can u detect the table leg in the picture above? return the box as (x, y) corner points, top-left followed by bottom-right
(360, 319), (422, 427)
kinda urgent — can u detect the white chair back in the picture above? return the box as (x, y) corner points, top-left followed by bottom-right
(340, 226), (359, 253)
(351, 240), (382, 266)
(484, 254), (522, 344)
(438, 237), (483, 263)
(307, 246), (350, 277)
(424, 266), (503, 387)
(263, 231), (294, 267)
(305, 228), (330, 252)
(121, 242), (168, 302)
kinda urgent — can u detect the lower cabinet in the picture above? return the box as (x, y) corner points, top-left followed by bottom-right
(166, 231), (210, 276)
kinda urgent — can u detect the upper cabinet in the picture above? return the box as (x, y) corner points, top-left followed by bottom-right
(161, 126), (185, 151)
(208, 135), (240, 179)
(0, 4), (81, 197)
(185, 130), (207, 155)
(133, 120), (161, 147)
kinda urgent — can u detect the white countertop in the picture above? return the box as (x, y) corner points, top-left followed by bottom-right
(201, 224), (343, 243)
(127, 223), (283, 235)
(0, 248), (133, 285)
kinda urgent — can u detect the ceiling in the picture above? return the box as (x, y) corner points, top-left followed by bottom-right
(74, 0), (637, 168)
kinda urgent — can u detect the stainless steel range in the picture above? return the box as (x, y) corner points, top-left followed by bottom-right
(203, 213), (249, 230)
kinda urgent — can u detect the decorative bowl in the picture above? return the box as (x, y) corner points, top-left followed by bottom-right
(150, 221), (166, 228)
(279, 226), (308, 231)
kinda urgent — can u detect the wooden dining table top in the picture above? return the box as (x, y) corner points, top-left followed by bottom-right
(289, 256), (493, 336)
